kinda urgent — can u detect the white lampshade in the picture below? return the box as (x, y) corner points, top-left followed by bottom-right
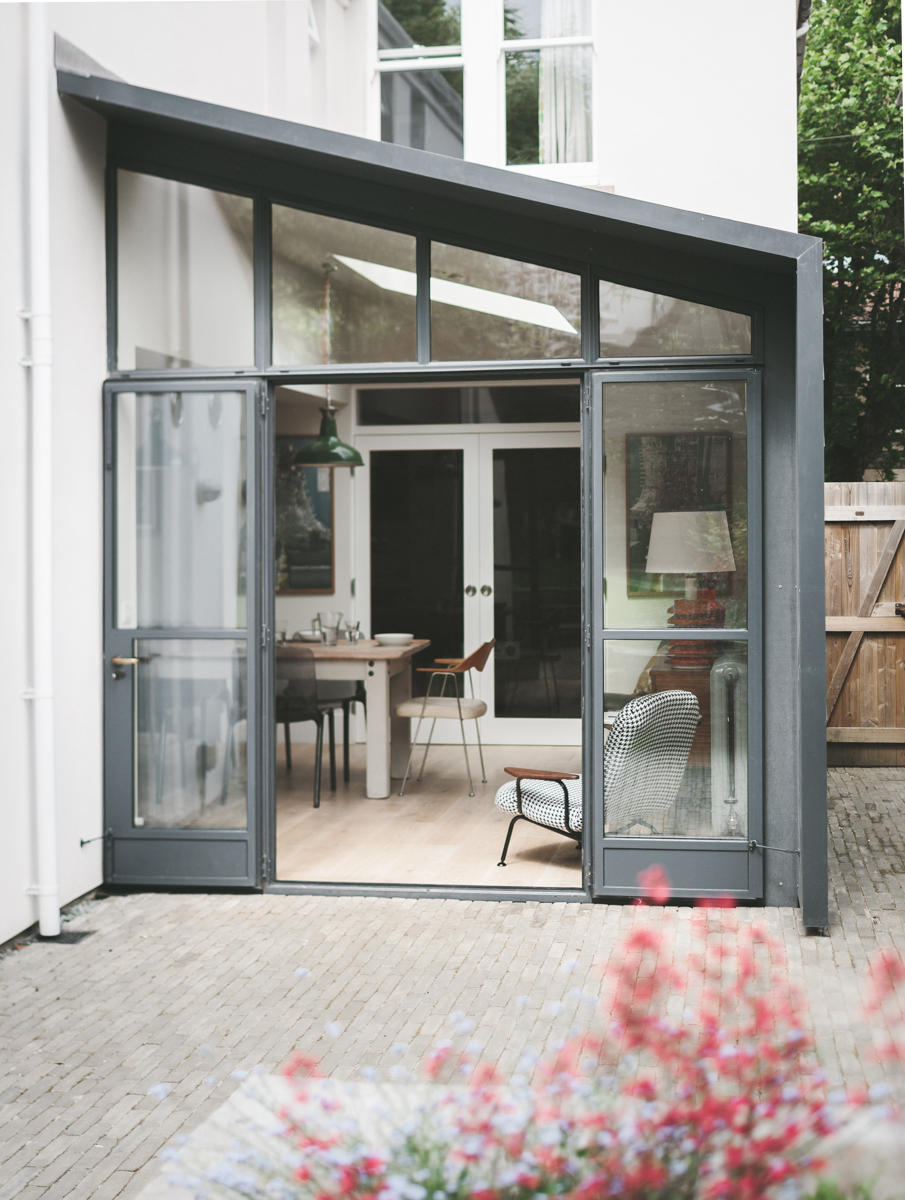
(645, 510), (736, 575)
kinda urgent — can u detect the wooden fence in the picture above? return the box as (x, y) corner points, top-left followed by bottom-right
(826, 482), (905, 766)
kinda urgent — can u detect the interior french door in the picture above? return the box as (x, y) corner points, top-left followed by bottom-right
(103, 381), (260, 886)
(355, 430), (581, 746)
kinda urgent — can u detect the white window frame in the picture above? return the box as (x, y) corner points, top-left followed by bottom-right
(368, 0), (602, 184)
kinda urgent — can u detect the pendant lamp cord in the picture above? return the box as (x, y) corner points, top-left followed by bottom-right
(322, 262), (337, 406)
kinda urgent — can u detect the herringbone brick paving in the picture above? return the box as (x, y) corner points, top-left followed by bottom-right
(1, 767), (904, 1198)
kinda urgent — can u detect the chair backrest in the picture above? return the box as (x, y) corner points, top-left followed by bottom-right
(457, 640), (496, 673)
(603, 690), (700, 833)
(275, 647), (319, 712)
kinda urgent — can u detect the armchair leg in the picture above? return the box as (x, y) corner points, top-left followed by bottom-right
(498, 815), (525, 866)
(284, 722), (292, 771)
(458, 713), (475, 797)
(313, 716), (324, 809)
(474, 718), (487, 784)
(328, 708), (337, 792)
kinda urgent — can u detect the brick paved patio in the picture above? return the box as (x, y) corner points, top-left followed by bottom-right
(1, 766), (904, 1199)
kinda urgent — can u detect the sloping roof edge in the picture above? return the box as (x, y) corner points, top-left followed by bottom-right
(57, 69), (816, 272)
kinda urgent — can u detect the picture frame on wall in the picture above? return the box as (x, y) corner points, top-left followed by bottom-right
(626, 433), (732, 598)
(275, 436), (334, 594)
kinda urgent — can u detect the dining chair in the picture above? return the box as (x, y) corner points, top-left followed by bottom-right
(394, 640), (496, 797)
(275, 646), (344, 807)
(494, 689), (700, 865)
(315, 680), (366, 784)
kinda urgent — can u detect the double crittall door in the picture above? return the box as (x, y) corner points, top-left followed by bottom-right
(103, 381), (260, 885)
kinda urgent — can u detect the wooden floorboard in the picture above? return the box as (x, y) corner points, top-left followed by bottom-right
(275, 743), (584, 888)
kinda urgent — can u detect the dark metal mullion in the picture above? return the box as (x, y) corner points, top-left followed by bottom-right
(259, 382), (276, 885)
(416, 237), (431, 364)
(254, 196), (272, 368)
(600, 629), (749, 641)
(105, 162), (118, 373)
(588, 375), (605, 896)
(744, 369), (765, 890)
(581, 262), (598, 363)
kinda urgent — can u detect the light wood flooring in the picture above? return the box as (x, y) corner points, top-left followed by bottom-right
(275, 742), (583, 888)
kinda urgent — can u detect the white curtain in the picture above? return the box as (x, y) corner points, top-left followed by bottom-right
(539, 0), (592, 164)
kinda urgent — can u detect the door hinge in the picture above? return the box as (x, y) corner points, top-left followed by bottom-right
(261, 625), (268, 649)
(259, 392), (267, 418)
(584, 625), (591, 650)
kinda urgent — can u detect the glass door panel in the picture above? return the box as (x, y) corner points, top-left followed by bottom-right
(104, 384), (258, 887)
(116, 390), (247, 629)
(477, 432), (582, 745)
(134, 639), (247, 829)
(588, 370), (759, 901)
(369, 447), (466, 689)
(491, 447), (581, 718)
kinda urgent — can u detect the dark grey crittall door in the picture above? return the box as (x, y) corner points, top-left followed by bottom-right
(585, 369), (763, 901)
(103, 382), (260, 885)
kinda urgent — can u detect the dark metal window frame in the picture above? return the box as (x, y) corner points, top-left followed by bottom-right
(102, 377), (263, 886)
(100, 150), (768, 902)
(105, 159), (763, 383)
(585, 367), (763, 901)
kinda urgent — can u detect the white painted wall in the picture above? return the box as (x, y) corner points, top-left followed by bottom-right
(598, 0), (798, 231)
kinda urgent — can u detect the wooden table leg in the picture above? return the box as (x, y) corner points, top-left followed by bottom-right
(365, 660), (390, 798)
(390, 662), (412, 780)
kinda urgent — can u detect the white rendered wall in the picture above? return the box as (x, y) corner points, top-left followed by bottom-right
(598, 0), (798, 231)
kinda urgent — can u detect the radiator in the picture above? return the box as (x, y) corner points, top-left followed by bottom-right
(710, 653), (747, 836)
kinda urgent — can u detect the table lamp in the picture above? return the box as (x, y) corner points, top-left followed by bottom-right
(645, 510), (736, 667)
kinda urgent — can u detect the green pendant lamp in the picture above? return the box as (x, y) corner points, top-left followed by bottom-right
(294, 400), (363, 468)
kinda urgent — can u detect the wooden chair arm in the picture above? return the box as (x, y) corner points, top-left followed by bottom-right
(504, 766), (580, 781)
(433, 657), (463, 664)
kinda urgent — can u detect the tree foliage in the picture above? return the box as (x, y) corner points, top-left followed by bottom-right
(798, 0), (904, 481)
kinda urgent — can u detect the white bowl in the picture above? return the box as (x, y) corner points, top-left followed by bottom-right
(290, 630), (322, 643)
(374, 633), (413, 647)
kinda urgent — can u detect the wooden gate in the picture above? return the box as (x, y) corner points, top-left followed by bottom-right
(826, 482), (905, 765)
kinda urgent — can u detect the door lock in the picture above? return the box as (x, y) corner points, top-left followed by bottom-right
(464, 585), (477, 596)
(481, 585), (492, 596)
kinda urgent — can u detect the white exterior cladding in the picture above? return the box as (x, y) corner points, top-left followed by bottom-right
(0, 0), (798, 945)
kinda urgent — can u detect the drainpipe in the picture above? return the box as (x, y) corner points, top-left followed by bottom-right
(24, 2), (60, 938)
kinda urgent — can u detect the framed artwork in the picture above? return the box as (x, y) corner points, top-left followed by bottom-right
(275, 436), (334, 594)
(626, 433), (732, 597)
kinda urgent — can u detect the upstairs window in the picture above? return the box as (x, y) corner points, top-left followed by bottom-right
(377, 0), (595, 174)
(504, 0), (593, 166)
(378, 0), (464, 158)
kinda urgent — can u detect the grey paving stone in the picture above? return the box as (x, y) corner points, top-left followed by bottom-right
(2, 766), (904, 1195)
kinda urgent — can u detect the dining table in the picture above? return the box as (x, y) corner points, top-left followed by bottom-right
(276, 638), (431, 798)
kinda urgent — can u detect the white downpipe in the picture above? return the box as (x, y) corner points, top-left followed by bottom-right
(26, 3), (60, 938)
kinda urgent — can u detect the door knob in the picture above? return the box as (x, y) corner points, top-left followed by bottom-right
(481, 585), (492, 597)
(464, 585), (477, 596)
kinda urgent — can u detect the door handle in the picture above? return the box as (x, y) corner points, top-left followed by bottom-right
(481, 585), (492, 596)
(111, 656), (142, 666)
(464, 585), (477, 596)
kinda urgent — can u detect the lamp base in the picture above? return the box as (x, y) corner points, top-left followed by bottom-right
(664, 591), (725, 668)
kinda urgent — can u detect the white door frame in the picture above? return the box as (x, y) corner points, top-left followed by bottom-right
(355, 429), (581, 746)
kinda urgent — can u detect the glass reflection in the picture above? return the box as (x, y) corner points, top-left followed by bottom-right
(117, 171), (254, 370)
(272, 206), (417, 365)
(117, 392), (247, 630)
(601, 381), (747, 630)
(494, 448), (581, 719)
(430, 243), (581, 361)
(603, 640), (747, 838)
(599, 280), (751, 358)
(381, 69), (464, 157)
(381, 0), (460, 46)
(135, 640), (247, 829)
